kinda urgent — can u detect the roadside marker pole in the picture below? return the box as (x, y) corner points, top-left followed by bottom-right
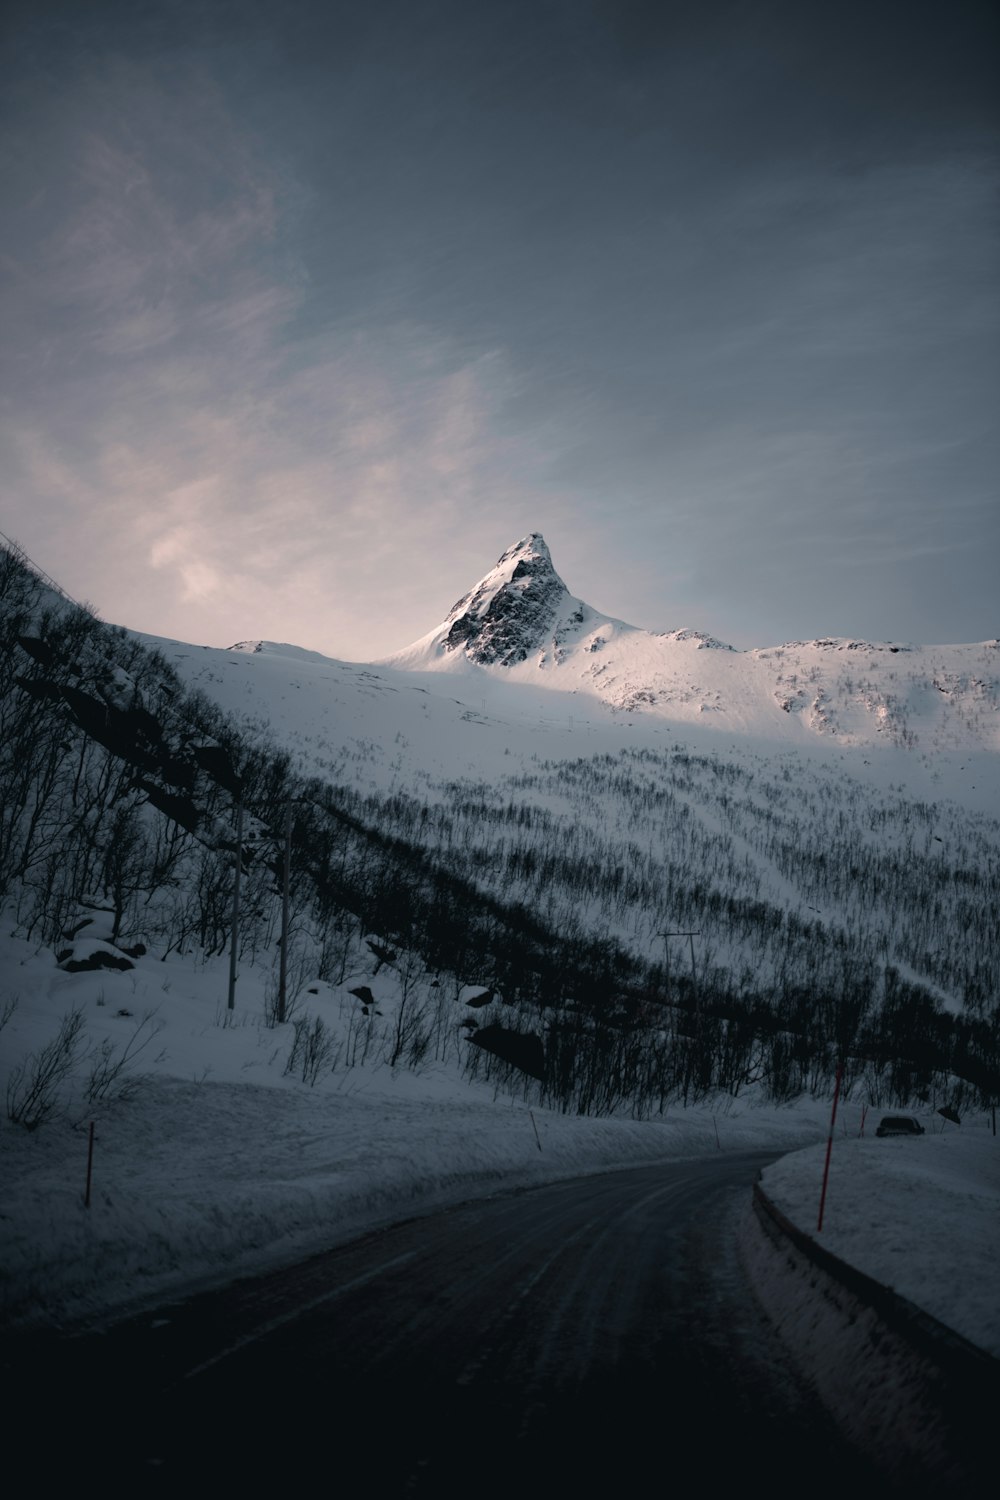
(84, 1121), (95, 1208)
(816, 1061), (843, 1233)
(529, 1110), (542, 1152)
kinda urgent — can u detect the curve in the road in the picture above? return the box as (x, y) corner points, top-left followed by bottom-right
(9, 1152), (886, 1494)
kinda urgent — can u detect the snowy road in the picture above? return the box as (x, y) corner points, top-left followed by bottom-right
(9, 1153), (883, 1492)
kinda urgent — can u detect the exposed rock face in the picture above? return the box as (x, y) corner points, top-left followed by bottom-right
(441, 534), (569, 666)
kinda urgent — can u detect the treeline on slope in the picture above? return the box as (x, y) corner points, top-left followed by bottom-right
(316, 747), (1000, 1109)
(0, 546), (649, 1007)
(309, 779), (999, 1114)
(1, 543), (996, 1116)
(371, 750), (1000, 1021)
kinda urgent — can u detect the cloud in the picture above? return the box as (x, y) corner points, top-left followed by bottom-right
(0, 55), (570, 654)
(95, 303), (178, 357)
(2, 59), (284, 376)
(4, 30), (995, 656)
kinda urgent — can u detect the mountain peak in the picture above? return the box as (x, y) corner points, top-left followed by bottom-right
(439, 533), (570, 666)
(495, 532), (552, 567)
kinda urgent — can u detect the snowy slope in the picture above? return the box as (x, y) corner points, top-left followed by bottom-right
(134, 624), (999, 1027)
(134, 531), (1000, 827)
(124, 533), (1000, 1033)
(139, 629), (1000, 821)
(380, 534), (1000, 752)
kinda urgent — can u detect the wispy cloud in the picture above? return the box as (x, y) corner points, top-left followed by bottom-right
(3, 22), (995, 656)
(1, 57), (567, 653)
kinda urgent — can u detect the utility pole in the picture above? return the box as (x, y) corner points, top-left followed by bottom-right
(659, 930), (701, 1105)
(227, 793), (244, 1010)
(658, 931), (700, 1001)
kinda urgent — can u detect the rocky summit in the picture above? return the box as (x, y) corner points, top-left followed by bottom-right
(440, 534), (570, 666)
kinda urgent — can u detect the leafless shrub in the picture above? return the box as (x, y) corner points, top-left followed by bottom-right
(6, 1006), (86, 1130)
(214, 1005), (254, 1030)
(83, 1010), (165, 1106)
(285, 1014), (340, 1085)
(263, 944), (311, 1028)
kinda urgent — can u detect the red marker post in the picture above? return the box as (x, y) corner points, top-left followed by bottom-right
(816, 1061), (843, 1233)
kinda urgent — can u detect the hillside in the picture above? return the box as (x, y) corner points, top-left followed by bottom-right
(1, 537), (998, 1122)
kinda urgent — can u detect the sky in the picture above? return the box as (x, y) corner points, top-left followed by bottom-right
(2, 0), (997, 657)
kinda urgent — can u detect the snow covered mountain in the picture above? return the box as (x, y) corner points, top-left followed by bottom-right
(380, 533), (999, 751)
(2, 537), (998, 1132)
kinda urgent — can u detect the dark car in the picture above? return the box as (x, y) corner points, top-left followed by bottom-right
(875, 1115), (925, 1137)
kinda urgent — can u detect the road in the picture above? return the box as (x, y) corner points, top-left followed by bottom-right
(11, 1153), (879, 1491)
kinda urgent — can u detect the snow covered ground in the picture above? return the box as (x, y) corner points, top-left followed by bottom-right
(759, 1119), (999, 1358)
(145, 631), (1000, 818)
(1, 933), (996, 1364)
